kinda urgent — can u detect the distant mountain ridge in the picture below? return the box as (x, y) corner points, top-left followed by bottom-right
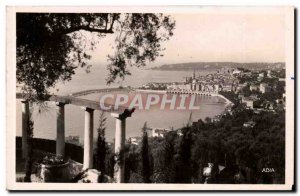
(151, 62), (285, 71)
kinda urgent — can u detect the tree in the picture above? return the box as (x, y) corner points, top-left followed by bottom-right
(95, 111), (107, 182)
(174, 126), (192, 183)
(17, 13), (175, 100)
(141, 122), (151, 183)
(162, 132), (178, 183)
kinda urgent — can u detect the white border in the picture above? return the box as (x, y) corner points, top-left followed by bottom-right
(6, 6), (294, 191)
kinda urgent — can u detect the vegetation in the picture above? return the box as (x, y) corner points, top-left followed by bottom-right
(41, 155), (68, 166)
(219, 91), (240, 106)
(17, 13), (175, 100)
(17, 12), (175, 182)
(97, 106), (285, 184)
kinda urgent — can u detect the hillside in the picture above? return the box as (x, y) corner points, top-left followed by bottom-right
(151, 62), (285, 71)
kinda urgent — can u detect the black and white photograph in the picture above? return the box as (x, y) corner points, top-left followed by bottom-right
(6, 6), (294, 191)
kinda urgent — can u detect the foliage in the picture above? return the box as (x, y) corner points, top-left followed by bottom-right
(219, 91), (240, 106)
(41, 155), (68, 165)
(17, 13), (175, 100)
(106, 14), (175, 84)
(116, 107), (285, 184)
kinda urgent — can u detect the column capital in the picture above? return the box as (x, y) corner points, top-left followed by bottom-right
(81, 106), (94, 112)
(111, 108), (135, 120)
(21, 99), (29, 103)
(56, 102), (67, 107)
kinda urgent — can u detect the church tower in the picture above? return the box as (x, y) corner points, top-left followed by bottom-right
(193, 69), (196, 80)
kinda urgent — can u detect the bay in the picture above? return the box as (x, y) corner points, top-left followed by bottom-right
(16, 65), (227, 142)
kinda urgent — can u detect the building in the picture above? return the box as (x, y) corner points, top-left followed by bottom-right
(276, 98), (284, 104)
(232, 69), (242, 76)
(249, 94), (258, 99)
(176, 129), (183, 136)
(259, 83), (270, 93)
(151, 128), (170, 138)
(212, 116), (221, 122)
(214, 84), (219, 92)
(167, 83), (189, 90)
(250, 85), (259, 91)
(242, 97), (257, 109)
(167, 70), (238, 94)
(238, 93), (245, 99)
(243, 121), (256, 128)
(267, 70), (272, 78)
(236, 83), (247, 92)
(221, 84), (233, 92)
(262, 101), (274, 110)
(279, 78), (285, 82)
(65, 136), (80, 145)
(128, 137), (142, 145)
(258, 72), (265, 78)
(257, 72), (265, 82)
(145, 128), (171, 138)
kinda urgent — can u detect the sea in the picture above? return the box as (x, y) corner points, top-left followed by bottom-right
(16, 64), (227, 143)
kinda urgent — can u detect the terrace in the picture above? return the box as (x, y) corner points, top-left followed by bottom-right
(17, 91), (135, 183)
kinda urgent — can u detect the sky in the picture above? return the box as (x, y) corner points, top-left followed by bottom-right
(89, 12), (286, 67)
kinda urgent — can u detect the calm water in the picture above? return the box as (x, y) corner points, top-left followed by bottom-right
(16, 65), (226, 142)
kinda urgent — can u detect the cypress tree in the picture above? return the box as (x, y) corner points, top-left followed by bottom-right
(24, 104), (34, 182)
(141, 122), (151, 183)
(174, 116), (193, 183)
(95, 111), (107, 182)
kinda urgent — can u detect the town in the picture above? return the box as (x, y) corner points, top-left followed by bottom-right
(135, 67), (286, 140)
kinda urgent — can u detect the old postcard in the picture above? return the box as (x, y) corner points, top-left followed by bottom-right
(6, 6), (294, 191)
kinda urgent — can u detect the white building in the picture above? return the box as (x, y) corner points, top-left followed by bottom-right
(243, 121), (256, 128)
(242, 97), (257, 109)
(267, 70), (272, 78)
(250, 85), (259, 91)
(258, 72), (265, 78)
(148, 128), (170, 138)
(128, 137), (142, 145)
(236, 83), (247, 92)
(232, 69), (242, 76)
(222, 84), (233, 92)
(259, 83), (270, 93)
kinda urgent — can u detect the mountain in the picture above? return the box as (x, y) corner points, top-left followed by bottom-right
(151, 62), (285, 71)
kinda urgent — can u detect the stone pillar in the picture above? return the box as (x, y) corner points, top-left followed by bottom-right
(21, 100), (29, 158)
(82, 107), (94, 169)
(56, 102), (65, 157)
(111, 113), (126, 183)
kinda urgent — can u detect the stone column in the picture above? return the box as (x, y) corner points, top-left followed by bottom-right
(82, 107), (94, 169)
(21, 100), (29, 158)
(56, 102), (65, 157)
(111, 113), (126, 183)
